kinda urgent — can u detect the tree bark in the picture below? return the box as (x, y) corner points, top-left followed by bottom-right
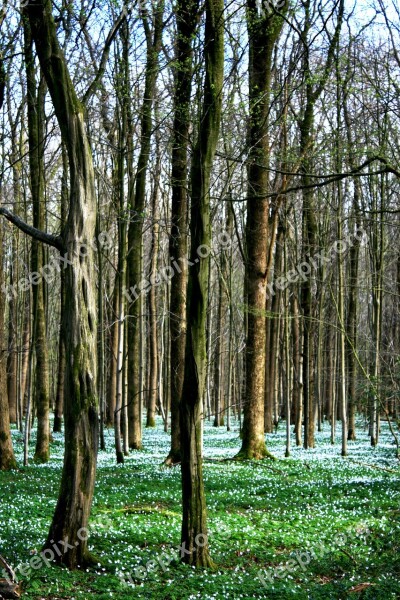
(265, 225), (284, 432)
(127, 0), (164, 442)
(238, 3), (285, 459)
(0, 223), (17, 471)
(343, 84), (361, 441)
(26, 0), (99, 567)
(0, 53), (17, 470)
(166, 0), (199, 464)
(148, 145), (161, 428)
(299, 0), (344, 449)
(213, 271), (226, 427)
(54, 146), (68, 433)
(107, 282), (119, 428)
(24, 23), (51, 462)
(6, 109), (20, 426)
(114, 20), (130, 463)
(180, 0), (224, 567)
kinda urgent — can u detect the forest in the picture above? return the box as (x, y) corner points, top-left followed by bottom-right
(0, 0), (399, 597)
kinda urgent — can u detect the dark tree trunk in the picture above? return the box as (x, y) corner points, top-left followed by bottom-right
(180, 0), (224, 567)
(292, 295), (303, 446)
(165, 0), (199, 465)
(6, 225), (18, 425)
(343, 90), (361, 441)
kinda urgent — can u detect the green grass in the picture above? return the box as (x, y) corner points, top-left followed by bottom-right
(1, 418), (399, 599)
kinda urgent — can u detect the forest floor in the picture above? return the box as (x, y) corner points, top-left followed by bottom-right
(1, 417), (399, 599)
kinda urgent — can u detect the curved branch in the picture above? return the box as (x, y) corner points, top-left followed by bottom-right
(0, 207), (63, 251)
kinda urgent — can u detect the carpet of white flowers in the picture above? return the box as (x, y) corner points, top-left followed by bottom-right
(1, 417), (399, 599)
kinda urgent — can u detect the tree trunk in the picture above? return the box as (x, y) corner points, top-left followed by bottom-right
(0, 222), (17, 471)
(165, 0), (198, 463)
(127, 0), (164, 443)
(300, 100), (317, 450)
(6, 122), (19, 426)
(54, 146), (68, 433)
(147, 144), (161, 428)
(180, 0), (224, 567)
(299, 0), (343, 449)
(343, 92), (361, 441)
(337, 187), (347, 456)
(265, 225), (284, 432)
(239, 4), (285, 459)
(292, 294), (303, 446)
(107, 283), (119, 428)
(114, 21), (130, 463)
(27, 0), (99, 568)
(24, 25), (51, 462)
(19, 297), (30, 417)
(0, 43), (17, 471)
(213, 272), (226, 427)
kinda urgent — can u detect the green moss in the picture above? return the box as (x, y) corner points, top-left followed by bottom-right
(0, 455), (17, 471)
(33, 450), (50, 463)
(236, 439), (276, 460)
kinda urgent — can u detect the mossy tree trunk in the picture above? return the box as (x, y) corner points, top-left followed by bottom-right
(166, 0), (200, 465)
(179, 0), (224, 567)
(238, 1), (285, 460)
(26, 0), (99, 568)
(24, 21), (51, 462)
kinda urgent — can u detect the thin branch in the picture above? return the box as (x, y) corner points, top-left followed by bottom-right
(225, 156), (400, 202)
(82, 8), (129, 105)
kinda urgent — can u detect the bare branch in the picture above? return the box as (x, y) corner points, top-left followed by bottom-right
(0, 207), (63, 251)
(82, 8), (129, 105)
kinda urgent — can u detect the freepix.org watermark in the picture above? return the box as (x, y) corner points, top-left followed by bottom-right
(257, 526), (372, 586)
(122, 229), (233, 304)
(118, 526), (231, 587)
(260, 226), (365, 300)
(0, 528), (90, 584)
(258, 0), (286, 16)
(1, 230), (113, 301)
